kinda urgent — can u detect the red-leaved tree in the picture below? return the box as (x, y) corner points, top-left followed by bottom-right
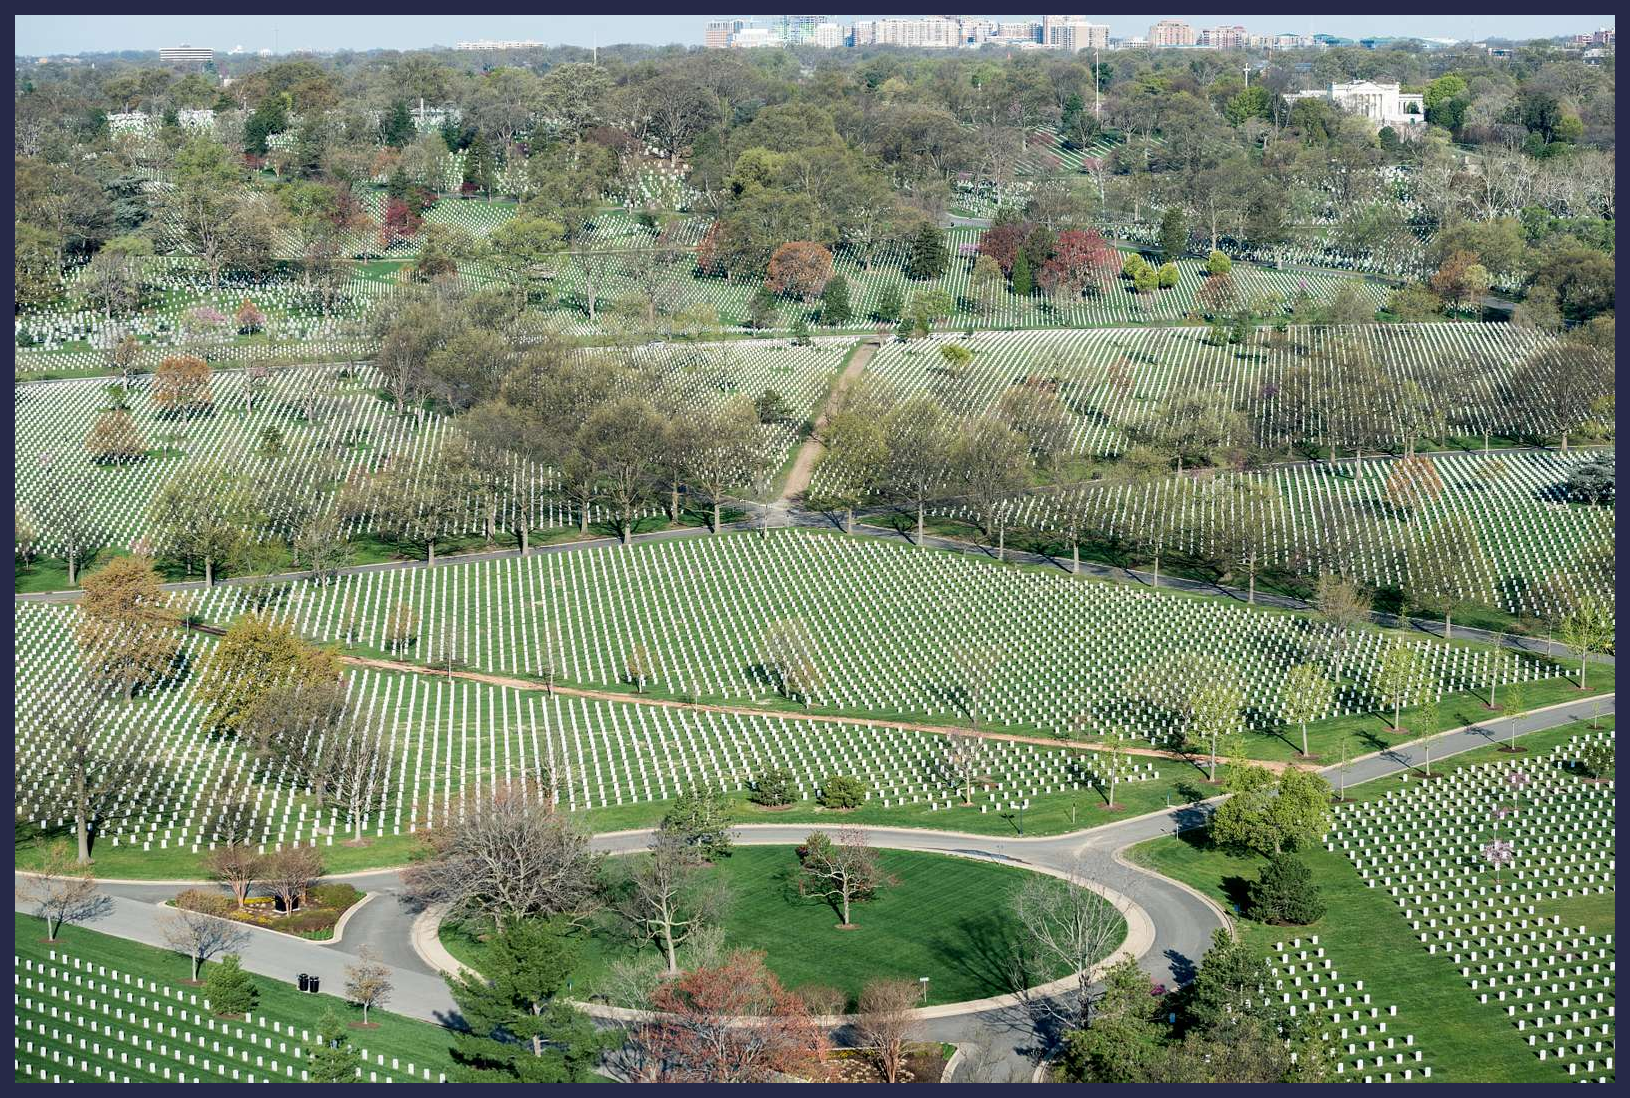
(641, 951), (829, 1082)
(765, 242), (834, 302)
(380, 199), (423, 247)
(976, 222), (1030, 276)
(1039, 229), (1119, 298)
(695, 222), (727, 277)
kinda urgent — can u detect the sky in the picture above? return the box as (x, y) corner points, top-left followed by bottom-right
(15, 13), (1615, 56)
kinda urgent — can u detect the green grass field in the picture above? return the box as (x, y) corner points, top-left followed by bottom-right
(1126, 716), (1614, 1084)
(13, 912), (459, 1082)
(441, 845), (1113, 1010)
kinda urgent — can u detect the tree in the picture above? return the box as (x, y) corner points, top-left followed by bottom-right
(1557, 595), (1612, 690)
(761, 618), (821, 705)
(204, 954), (257, 1017)
(819, 773), (866, 809)
(1040, 229), (1119, 299)
(640, 950), (827, 1082)
(314, 713), (394, 843)
(660, 782), (734, 862)
(489, 212), (565, 307)
(820, 273), (853, 325)
(1205, 250), (1232, 276)
(1247, 853), (1325, 925)
(904, 222), (948, 281)
(405, 784), (596, 927)
(882, 397), (954, 546)
(1429, 249), (1491, 313)
(381, 99), (414, 148)
(579, 397), (665, 544)
(1059, 956), (1161, 1083)
(446, 918), (610, 1082)
(1405, 516), (1490, 640)
(149, 466), (248, 586)
(74, 553), (179, 701)
(204, 843), (263, 909)
(16, 842), (109, 938)
(191, 612), (343, 734)
(27, 681), (157, 863)
(1279, 663), (1334, 758)
(343, 945), (393, 1025)
(1374, 640), (1426, 732)
(1313, 573), (1370, 682)
(796, 828), (887, 927)
(1191, 681), (1244, 782)
(305, 1008), (364, 1082)
(261, 845), (324, 914)
(605, 829), (728, 974)
(749, 767), (795, 807)
(1010, 853), (1128, 1029)
(158, 895), (250, 981)
(1011, 249), (1034, 295)
(874, 281), (905, 322)
(1158, 206), (1188, 264)
(856, 979), (924, 1083)
(765, 241), (833, 303)
(152, 355), (213, 417)
(949, 417), (1029, 562)
(1210, 764), (1332, 857)
(1197, 271), (1239, 317)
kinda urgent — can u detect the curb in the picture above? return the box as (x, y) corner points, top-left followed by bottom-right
(410, 841), (1157, 1026)
(941, 1043), (965, 1083)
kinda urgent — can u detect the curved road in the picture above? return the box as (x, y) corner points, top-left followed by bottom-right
(15, 693), (1610, 1080)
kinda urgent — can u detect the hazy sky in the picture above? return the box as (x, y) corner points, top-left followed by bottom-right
(15, 13), (1615, 55)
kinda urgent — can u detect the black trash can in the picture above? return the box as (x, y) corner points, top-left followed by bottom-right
(308, 975), (320, 994)
(298, 973), (310, 992)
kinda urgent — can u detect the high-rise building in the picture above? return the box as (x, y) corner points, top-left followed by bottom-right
(730, 26), (779, 48)
(1046, 17), (1109, 52)
(774, 15), (831, 45)
(1148, 20), (1196, 47)
(1201, 25), (1247, 50)
(850, 17), (961, 49)
(811, 22), (845, 48)
(704, 20), (744, 49)
(454, 40), (544, 50)
(159, 45), (213, 66)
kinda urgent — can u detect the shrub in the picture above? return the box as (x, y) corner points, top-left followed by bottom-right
(1206, 250), (1232, 276)
(1247, 853), (1325, 925)
(1120, 253), (1148, 280)
(749, 767), (796, 807)
(175, 888), (234, 917)
(204, 954), (258, 1016)
(1578, 739), (1614, 778)
(309, 883), (364, 910)
(795, 984), (848, 1015)
(1132, 266), (1157, 294)
(819, 773), (866, 810)
(1156, 262), (1180, 289)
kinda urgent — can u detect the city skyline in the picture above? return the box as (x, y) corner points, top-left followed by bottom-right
(15, 13), (1616, 56)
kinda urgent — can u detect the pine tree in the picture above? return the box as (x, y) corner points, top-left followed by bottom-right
(1011, 249), (1034, 296)
(660, 781), (734, 861)
(905, 222), (948, 281)
(446, 920), (612, 1083)
(463, 134), (495, 196)
(874, 282), (904, 322)
(1158, 206), (1187, 264)
(1248, 853), (1325, 925)
(820, 274), (853, 326)
(382, 101), (415, 148)
(205, 954), (257, 1017)
(304, 1008), (363, 1082)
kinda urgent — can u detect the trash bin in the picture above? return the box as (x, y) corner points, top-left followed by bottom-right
(308, 975), (320, 994)
(298, 973), (310, 992)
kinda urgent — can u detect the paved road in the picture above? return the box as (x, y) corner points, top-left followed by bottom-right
(17, 693), (1608, 1080)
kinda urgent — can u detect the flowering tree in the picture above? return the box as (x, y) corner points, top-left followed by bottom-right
(1038, 229), (1119, 299)
(641, 951), (828, 1082)
(235, 298), (265, 334)
(765, 242), (834, 302)
(1481, 838), (1514, 882)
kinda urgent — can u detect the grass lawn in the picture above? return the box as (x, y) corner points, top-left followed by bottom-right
(13, 912), (460, 1080)
(441, 846), (1117, 1010)
(1124, 717), (1614, 1084)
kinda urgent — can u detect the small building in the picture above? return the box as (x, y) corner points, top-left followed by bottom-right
(1285, 80), (1425, 127)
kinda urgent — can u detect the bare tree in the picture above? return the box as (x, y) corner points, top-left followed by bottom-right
(940, 731), (987, 805)
(158, 898), (250, 980)
(953, 644), (1004, 733)
(261, 845), (325, 914)
(856, 978), (924, 1083)
(344, 945), (394, 1025)
(761, 618), (822, 705)
(402, 782), (599, 928)
(27, 676), (158, 863)
(313, 713), (395, 843)
(16, 842), (110, 939)
(605, 829), (729, 974)
(1313, 572), (1371, 683)
(796, 828), (890, 928)
(1009, 855), (1131, 1030)
(203, 843), (264, 909)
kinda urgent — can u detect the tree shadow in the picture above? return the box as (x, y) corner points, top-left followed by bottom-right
(1219, 875), (1253, 917)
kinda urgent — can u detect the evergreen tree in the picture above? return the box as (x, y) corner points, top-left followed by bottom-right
(463, 134), (495, 196)
(204, 954), (257, 1017)
(1011, 249), (1034, 296)
(382, 100), (415, 148)
(820, 274), (853, 326)
(304, 1008), (363, 1083)
(874, 282), (904, 322)
(446, 919), (613, 1082)
(1247, 853), (1325, 925)
(386, 165), (411, 202)
(905, 222), (948, 281)
(1159, 207), (1188, 264)
(660, 781), (734, 860)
